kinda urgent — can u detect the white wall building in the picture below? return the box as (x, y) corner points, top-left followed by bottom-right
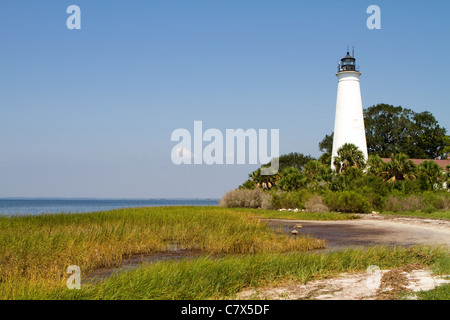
(331, 51), (368, 169)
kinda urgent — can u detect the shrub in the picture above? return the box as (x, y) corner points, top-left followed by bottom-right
(304, 195), (329, 212)
(388, 179), (422, 194)
(219, 188), (273, 209)
(238, 179), (256, 190)
(324, 191), (371, 213)
(366, 154), (386, 177)
(384, 195), (425, 212)
(361, 176), (390, 195)
(382, 193), (450, 212)
(417, 161), (445, 191)
(435, 194), (450, 210)
(421, 192), (450, 211)
(270, 190), (311, 210)
(277, 167), (307, 191)
(363, 192), (386, 211)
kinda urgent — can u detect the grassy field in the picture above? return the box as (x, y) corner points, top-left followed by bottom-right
(380, 211), (450, 220)
(399, 254), (450, 300)
(231, 208), (360, 220)
(0, 206), (325, 299)
(237, 207), (450, 221)
(410, 283), (450, 300)
(1, 206), (448, 300)
(27, 246), (448, 300)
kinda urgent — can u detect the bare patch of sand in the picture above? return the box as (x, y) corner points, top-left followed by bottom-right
(236, 266), (450, 300)
(359, 213), (450, 230)
(265, 216), (450, 250)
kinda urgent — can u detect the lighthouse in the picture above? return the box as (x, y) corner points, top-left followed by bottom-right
(331, 50), (368, 169)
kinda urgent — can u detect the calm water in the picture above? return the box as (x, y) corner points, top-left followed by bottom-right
(0, 198), (219, 216)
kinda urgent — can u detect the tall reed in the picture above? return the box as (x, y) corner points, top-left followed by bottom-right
(0, 206), (324, 299)
(27, 246), (448, 300)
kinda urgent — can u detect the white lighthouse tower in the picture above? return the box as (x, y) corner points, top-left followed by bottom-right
(331, 50), (368, 169)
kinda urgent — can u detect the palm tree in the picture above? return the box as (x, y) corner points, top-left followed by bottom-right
(303, 160), (333, 187)
(249, 168), (279, 190)
(333, 143), (366, 173)
(366, 154), (386, 177)
(417, 161), (444, 190)
(277, 167), (307, 191)
(383, 153), (417, 183)
(304, 160), (329, 179)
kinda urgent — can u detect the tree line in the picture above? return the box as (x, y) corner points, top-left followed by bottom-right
(319, 103), (448, 160)
(239, 104), (449, 195)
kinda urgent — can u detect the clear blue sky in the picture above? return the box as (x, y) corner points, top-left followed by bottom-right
(0, 0), (449, 198)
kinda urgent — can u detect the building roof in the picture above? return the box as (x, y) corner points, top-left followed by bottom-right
(381, 158), (450, 172)
(341, 52), (355, 60)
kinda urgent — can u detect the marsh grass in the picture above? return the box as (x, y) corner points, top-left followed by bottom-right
(34, 246), (448, 300)
(380, 211), (450, 220)
(0, 206), (324, 299)
(409, 283), (450, 300)
(236, 208), (359, 220)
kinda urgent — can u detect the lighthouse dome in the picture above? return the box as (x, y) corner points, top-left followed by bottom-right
(338, 51), (359, 72)
(341, 52), (355, 60)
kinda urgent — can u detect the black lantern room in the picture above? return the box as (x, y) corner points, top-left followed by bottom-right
(338, 51), (359, 72)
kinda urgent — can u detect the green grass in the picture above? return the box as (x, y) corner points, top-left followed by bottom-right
(412, 254), (450, 300)
(412, 284), (450, 300)
(0, 206), (325, 299)
(397, 254), (450, 300)
(2, 206), (448, 300)
(231, 208), (360, 220)
(232, 207), (450, 221)
(380, 210), (450, 220)
(430, 253), (450, 275)
(29, 246), (447, 300)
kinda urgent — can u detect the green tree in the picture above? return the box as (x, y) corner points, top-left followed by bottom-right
(266, 153), (314, 172)
(304, 160), (332, 182)
(277, 167), (308, 191)
(319, 104), (447, 159)
(247, 168), (279, 190)
(366, 154), (386, 177)
(442, 135), (450, 158)
(246, 153), (314, 190)
(318, 133), (333, 154)
(383, 153), (417, 183)
(364, 104), (415, 157)
(416, 161), (444, 190)
(333, 143), (366, 173)
(410, 111), (447, 159)
(238, 179), (256, 190)
(318, 152), (331, 166)
(341, 167), (365, 190)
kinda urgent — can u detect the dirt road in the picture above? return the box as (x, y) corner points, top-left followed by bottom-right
(265, 214), (450, 250)
(239, 215), (450, 300)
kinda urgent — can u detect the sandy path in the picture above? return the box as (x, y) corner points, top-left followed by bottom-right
(236, 266), (450, 300)
(265, 214), (450, 250)
(237, 215), (450, 300)
(84, 214), (449, 299)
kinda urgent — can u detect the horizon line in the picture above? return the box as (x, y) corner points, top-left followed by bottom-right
(0, 197), (220, 201)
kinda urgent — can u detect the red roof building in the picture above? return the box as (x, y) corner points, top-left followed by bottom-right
(381, 158), (450, 172)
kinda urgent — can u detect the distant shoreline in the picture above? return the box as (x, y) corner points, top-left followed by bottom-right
(0, 198), (219, 216)
(0, 197), (220, 201)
